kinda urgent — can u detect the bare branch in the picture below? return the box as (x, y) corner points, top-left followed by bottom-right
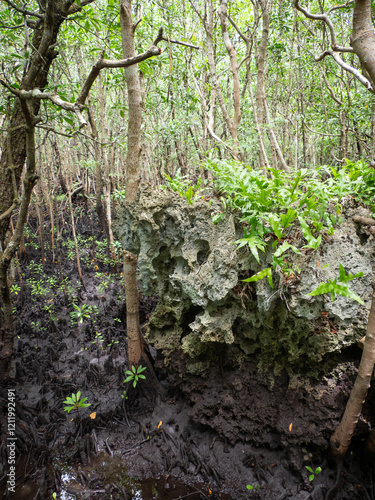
(322, 69), (343, 105)
(0, 83), (88, 126)
(353, 215), (375, 226)
(227, 14), (249, 44)
(0, 23), (24, 30)
(153, 27), (164, 45)
(294, 0), (353, 53)
(328, 0), (354, 14)
(66, 0), (97, 15)
(316, 50), (373, 91)
(0, 203), (17, 222)
(3, 0), (44, 19)
(77, 46), (162, 105)
(161, 37), (199, 49)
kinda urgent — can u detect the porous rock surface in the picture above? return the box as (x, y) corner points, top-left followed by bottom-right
(116, 188), (375, 375)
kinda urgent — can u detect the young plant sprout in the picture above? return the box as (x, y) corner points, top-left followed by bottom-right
(123, 365), (147, 388)
(63, 391), (91, 413)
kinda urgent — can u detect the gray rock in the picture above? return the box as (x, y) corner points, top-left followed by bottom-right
(116, 188), (374, 375)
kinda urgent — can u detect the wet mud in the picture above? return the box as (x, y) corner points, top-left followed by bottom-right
(0, 214), (374, 499)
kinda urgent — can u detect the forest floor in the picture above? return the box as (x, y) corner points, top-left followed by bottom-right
(0, 211), (374, 500)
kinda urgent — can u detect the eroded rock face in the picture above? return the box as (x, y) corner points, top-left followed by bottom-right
(116, 188), (375, 375)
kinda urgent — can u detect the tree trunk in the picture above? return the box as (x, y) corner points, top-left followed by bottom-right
(218, 0), (242, 160)
(119, 0), (144, 368)
(330, 278), (375, 460)
(351, 0), (375, 87)
(0, 0), (96, 379)
(0, 1), (77, 243)
(0, 99), (39, 380)
(255, 0), (270, 171)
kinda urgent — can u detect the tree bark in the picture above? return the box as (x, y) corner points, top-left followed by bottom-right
(218, 0), (242, 160)
(119, 0), (144, 368)
(351, 0), (375, 87)
(0, 99), (39, 380)
(0, 0), (84, 243)
(330, 259), (375, 460)
(255, 0), (270, 171)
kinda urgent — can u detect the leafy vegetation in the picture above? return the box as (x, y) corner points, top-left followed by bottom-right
(63, 391), (91, 413)
(123, 365), (147, 389)
(305, 465), (322, 482)
(308, 264), (364, 305)
(201, 158), (372, 290)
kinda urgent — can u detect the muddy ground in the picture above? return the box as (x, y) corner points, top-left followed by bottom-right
(0, 212), (375, 500)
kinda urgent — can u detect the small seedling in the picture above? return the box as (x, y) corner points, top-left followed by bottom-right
(70, 304), (98, 324)
(63, 391), (91, 413)
(121, 389), (128, 400)
(91, 331), (104, 346)
(123, 364), (147, 388)
(10, 284), (21, 295)
(246, 484), (259, 490)
(107, 339), (119, 347)
(305, 465), (322, 481)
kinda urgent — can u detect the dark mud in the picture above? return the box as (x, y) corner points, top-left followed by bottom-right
(1, 212), (374, 500)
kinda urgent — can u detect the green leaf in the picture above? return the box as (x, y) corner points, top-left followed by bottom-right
(273, 241), (301, 259)
(243, 267), (273, 289)
(108, 0), (114, 6)
(269, 215), (283, 239)
(305, 466), (313, 473)
(236, 234), (266, 264)
(330, 283), (364, 305)
(123, 375), (134, 383)
(280, 209), (297, 229)
(339, 263), (363, 283)
(307, 281), (334, 297)
(186, 185), (194, 204)
(307, 281), (364, 305)
(315, 467), (322, 474)
(299, 216), (321, 250)
(309, 474), (314, 481)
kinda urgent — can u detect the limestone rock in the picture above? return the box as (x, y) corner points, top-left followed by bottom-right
(116, 189), (374, 375)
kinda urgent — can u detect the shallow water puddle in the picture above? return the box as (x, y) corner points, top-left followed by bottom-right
(1, 452), (229, 499)
(58, 452), (226, 499)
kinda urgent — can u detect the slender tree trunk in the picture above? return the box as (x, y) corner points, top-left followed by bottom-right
(330, 275), (375, 460)
(88, 100), (107, 235)
(255, 0), (270, 171)
(66, 171), (86, 291)
(119, 0), (144, 368)
(264, 100), (290, 172)
(97, 74), (117, 262)
(219, 0), (243, 160)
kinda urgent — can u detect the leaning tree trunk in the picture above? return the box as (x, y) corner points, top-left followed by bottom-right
(119, 0), (145, 368)
(0, 0), (86, 244)
(0, 0), (72, 381)
(330, 215), (375, 460)
(0, 99), (39, 380)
